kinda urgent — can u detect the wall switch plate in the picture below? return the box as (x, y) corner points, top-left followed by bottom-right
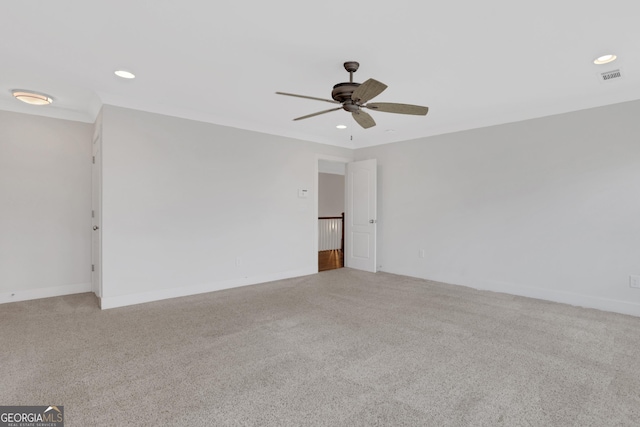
(419, 249), (426, 259)
(298, 189), (308, 198)
(629, 275), (640, 289)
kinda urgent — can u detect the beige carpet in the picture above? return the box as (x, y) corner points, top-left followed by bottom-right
(2, 269), (640, 426)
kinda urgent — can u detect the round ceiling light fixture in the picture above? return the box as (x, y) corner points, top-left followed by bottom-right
(12, 90), (53, 106)
(594, 54), (617, 65)
(114, 70), (136, 79)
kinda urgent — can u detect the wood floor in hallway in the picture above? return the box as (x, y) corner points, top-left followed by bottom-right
(318, 249), (343, 272)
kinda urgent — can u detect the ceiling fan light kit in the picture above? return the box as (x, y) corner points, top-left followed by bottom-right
(277, 61), (429, 129)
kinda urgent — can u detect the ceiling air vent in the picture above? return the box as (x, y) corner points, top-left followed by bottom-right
(600, 69), (622, 82)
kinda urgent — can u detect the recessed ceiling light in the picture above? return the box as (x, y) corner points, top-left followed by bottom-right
(594, 54), (617, 65)
(114, 70), (136, 79)
(336, 124), (347, 129)
(12, 90), (53, 106)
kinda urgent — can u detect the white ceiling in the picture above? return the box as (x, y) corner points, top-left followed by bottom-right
(2, 1), (638, 148)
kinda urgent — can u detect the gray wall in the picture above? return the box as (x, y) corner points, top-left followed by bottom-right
(356, 100), (640, 316)
(4, 98), (640, 315)
(0, 110), (93, 302)
(318, 173), (344, 217)
(100, 105), (353, 307)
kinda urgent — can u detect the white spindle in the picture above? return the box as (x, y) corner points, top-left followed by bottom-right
(318, 218), (342, 251)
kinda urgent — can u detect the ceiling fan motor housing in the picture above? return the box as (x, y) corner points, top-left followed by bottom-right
(332, 82), (361, 103)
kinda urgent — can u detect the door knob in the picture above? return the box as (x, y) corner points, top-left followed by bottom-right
(369, 219), (377, 224)
(93, 226), (99, 230)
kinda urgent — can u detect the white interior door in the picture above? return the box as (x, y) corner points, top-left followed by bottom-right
(345, 159), (377, 272)
(91, 137), (102, 297)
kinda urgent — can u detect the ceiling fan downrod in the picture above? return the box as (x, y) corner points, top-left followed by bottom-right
(343, 61), (359, 83)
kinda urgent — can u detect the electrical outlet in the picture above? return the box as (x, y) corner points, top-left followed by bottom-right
(235, 257), (242, 267)
(630, 275), (640, 289)
(419, 249), (426, 259)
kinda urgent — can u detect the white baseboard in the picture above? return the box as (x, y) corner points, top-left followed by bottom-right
(473, 279), (640, 318)
(416, 273), (640, 318)
(99, 268), (316, 310)
(0, 282), (92, 305)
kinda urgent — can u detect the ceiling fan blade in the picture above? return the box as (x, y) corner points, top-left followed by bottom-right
(293, 107), (342, 121)
(276, 92), (340, 104)
(365, 102), (429, 116)
(352, 110), (376, 129)
(351, 79), (388, 104)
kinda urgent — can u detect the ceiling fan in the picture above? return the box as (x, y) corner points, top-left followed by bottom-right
(276, 61), (429, 129)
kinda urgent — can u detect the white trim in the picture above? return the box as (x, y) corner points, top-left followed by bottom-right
(475, 280), (640, 318)
(99, 268), (316, 310)
(0, 282), (92, 305)
(417, 273), (640, 318)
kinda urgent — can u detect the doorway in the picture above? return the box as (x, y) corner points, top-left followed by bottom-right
(318, 159), (346, 271)
(316, 156), (378, 273)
